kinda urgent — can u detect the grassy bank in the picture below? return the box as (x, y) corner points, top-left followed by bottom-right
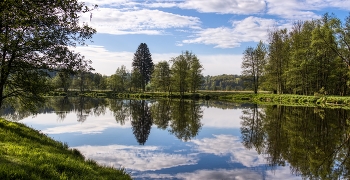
(221, 93), (350, 108)
(0, 118), (132, 180)
(47, 90), (350, 108)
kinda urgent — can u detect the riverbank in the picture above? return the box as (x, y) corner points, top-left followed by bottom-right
(0, 118), (132, 179)
(47, 90), (350, 108)
(220, 93), (350, 108)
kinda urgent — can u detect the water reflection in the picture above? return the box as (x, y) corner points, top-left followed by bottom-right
(240, 105), (350, 179)
(3, 97), (350, 179)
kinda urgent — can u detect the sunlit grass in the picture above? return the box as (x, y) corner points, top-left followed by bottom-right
(0, 118), (132, 180)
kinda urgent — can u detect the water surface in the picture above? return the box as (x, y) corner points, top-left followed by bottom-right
(5, 97), (349, 179)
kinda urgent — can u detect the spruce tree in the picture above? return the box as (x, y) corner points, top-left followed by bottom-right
(132, 43), (154, 91)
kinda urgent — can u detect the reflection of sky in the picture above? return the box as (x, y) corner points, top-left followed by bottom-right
(19, 104), (301, 180)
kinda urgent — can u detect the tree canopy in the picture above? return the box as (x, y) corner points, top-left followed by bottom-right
(0, 1), (96, 108)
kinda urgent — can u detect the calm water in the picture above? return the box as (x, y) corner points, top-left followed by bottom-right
(4, 97), (350, 179)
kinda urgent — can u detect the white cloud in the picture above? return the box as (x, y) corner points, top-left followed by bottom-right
(180, 0), (266, 14)
(73, 144), (198, 171)
(79, 8), (200, 35)
(195, 54), (242, 75)
(265, 0), (321, 20)
(265, 0), (350, 20)
(183, 16), (279, 48)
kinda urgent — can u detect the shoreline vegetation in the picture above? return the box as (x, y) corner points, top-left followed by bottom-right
(0, 119), (132, 180)
(47, 90), (350, 109)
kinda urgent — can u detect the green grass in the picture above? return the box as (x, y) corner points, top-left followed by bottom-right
(0, 118), (132, 180)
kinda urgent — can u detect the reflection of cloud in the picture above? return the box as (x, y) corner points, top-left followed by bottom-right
(20, 109), (132, 134)
(42, 120), (130, 134)
(201, 107), (242, 128)
(138, 169), (263, 180)
(136, 166), (301, 180)
(191, 134), (265, 167)
(73, 145), (198, 171)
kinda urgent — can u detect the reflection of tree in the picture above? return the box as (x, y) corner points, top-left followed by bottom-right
(169, 99), (203, 141)
(108, 99), (130, 125)
(130, 100), (153, 145)
(70, 97), (107, 122)
(50, 97), (73, 121)
(243, 105), (350, 179)
(151, 100), (171, 129)
(240, 104), (265, 154)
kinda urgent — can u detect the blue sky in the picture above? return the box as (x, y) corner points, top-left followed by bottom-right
(75, 0), (350, 76)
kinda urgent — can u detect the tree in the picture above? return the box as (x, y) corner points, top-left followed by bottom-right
(108, 65), (128, 92)
(264, 29), (290, 94)
(132, 43), (154, 91)
(187, 52), (204, 93)
(171, 53), (189, 96)
(52, 71), (72, 92)
(170, 51), (203, 95)
(0, 1), (96, 108)
(241, 41), (267, 94)
(151, 61), (171, 93)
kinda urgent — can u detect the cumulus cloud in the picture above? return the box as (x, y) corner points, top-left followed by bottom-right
(73, 144), (198, 171)
(180, 0), (266, 14)
(183, 16), (278, 48)
(79, 8), (200, 35)
(265, 0), (350, 20)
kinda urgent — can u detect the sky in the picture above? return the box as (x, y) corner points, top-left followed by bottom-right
(75, 0), (350, 76)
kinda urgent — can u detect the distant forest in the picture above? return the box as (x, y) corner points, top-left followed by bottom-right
(47, 71), (247, 92)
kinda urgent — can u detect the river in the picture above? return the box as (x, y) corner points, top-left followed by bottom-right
(3, 97), (349, 179)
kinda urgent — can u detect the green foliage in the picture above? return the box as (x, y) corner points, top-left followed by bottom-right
(260, 13), (350, 96)
(201, 74), (244, 91)
(0, 118), (131, 179)
(108, 65), (129, 92)
(151, 61), (171, 92)
(170, 51), (203, 95)
(0, 1), (96, 108)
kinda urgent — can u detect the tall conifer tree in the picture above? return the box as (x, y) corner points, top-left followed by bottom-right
(132, 43), (154, 91)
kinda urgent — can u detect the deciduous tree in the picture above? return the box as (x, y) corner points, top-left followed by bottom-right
(0, 1), (96, 108)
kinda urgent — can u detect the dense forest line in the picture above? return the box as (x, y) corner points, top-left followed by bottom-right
(47, 71), (246, 92)
(241, 13), (350, 96)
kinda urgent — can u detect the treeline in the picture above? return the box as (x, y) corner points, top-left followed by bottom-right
(48, 72), (248, 93)
(50, 44), (206, 94)
(201, 74), (244, 91)
(242, 13), (350, 96)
